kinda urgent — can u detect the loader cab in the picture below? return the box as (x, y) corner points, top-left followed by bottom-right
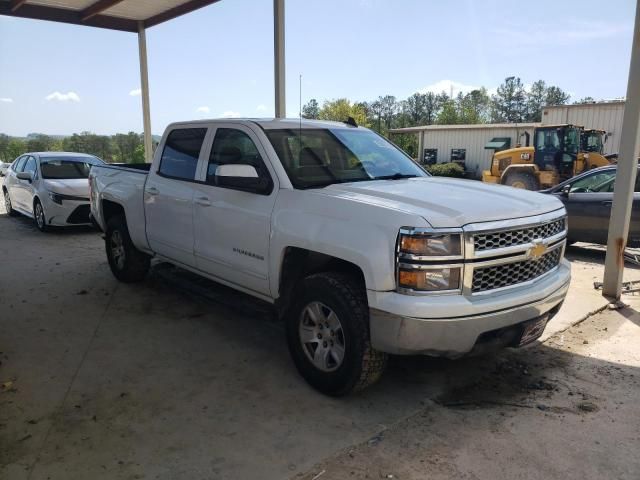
(533, 125), (580, 177)
(581, 129), (606, 154)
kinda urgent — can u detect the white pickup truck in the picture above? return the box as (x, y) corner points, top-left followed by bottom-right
(90, 118), (570, 396)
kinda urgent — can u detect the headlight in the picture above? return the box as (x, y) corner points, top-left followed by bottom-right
(398, 267), (461, 292)
(397, 229), (464, 294)
(398, 232), (462, 258)
(48, 192), (63, 205)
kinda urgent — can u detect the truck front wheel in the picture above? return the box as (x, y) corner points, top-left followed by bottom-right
(286, 272), (387, 396)
(105, 215), (150, 283)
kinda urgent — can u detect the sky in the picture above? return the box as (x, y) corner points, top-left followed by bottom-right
(0, 0), (636, 136)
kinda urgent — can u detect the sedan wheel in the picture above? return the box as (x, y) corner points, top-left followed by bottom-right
(4, 190), (16, 216)
(34, 200), (48, 232)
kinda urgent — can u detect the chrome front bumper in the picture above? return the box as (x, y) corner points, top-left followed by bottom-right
(368, 259), (570, 357)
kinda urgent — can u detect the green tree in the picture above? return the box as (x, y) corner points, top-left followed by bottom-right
(437, 99), (459, 124)
(491, 76), (527, 123)
(379, 95), (397, 130)
(26, 134), (54, 152)
(302, 99), (320, 119)
(0, 134), (10, 162)
(318, 99), (368, 127)
(545, 86), (570, 106)
(367, 99), (383, 132)
(458, 88), (490, 123)
(424, 92), (445, 125)
(525, 80), (547, 122)
(6, 138), (27, 160)
(404, 93), (427, 125)
(574, 97), (596, 104)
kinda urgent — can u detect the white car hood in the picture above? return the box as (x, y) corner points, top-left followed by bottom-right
(317, 177), (564, 228)
(43, 178), (90, 198)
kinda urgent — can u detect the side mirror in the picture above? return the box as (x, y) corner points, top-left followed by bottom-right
(560, 184), (571, 196)
(215, 164), (271, 194)
(16, 171), (33, 182)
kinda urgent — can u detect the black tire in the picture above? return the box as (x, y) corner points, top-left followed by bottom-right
(33, 198), (49, 232)
(503, 171), (540, 191)
(3, 189), (17, 217)
(286, 272), (387, 396)
(105, 214), (150, 283)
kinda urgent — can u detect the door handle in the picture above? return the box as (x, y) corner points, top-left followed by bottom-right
(195, 196), (211, 207)
(601, 201), (613, 207)
(146, 187), (159, 195)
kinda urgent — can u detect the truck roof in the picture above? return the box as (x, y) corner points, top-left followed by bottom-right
(166, 118), (362, 131)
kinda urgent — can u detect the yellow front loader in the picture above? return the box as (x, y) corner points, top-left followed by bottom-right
(482, 124), (612, 190)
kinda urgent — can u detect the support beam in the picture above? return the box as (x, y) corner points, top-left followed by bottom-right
(417, 131), (424, 163)
(10, 0), (27, 12)
(81, 0), (124, 21)
(137, 21), (153, 163)
(0, 2), (138, 32)
(602, 0), (640, 298)
(144, 0), (221, 28)
(273, 0), (285, 118)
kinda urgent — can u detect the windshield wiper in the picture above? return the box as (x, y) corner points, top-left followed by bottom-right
(373, 173), (419, 180)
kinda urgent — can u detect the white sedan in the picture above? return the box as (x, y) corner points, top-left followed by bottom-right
(0, 161), (12, 176)
(2, 152), (104, 232)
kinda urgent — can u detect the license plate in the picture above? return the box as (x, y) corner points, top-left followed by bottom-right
(518, 314), (549, 346)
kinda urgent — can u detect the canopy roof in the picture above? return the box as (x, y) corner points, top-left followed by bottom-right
(0, 0), (221, 32)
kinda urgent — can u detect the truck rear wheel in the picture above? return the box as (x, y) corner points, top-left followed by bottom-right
(286, 272), (387, 396)
(504, 171), (540, 190)
(105, 215), (150, 283)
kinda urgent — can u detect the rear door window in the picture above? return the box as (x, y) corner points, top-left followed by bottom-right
(158, 128), (207, 181)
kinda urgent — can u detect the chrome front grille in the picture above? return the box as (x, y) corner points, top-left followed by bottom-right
(471, 246), (562, 293)
(473, 218), (565, 252)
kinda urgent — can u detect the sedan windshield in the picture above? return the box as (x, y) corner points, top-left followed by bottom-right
(265, 128), (427, 189)
(40, 158), (100, 179)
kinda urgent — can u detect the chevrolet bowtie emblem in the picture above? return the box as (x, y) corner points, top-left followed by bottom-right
(529, 242), (547, 260)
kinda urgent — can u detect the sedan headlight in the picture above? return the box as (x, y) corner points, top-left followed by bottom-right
(48, 192), (64, 205)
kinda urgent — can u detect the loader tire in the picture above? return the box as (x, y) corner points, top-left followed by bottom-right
(504, 171), (540, 191)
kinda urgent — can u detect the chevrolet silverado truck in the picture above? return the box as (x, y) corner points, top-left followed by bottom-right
(89, 118), (570, 396)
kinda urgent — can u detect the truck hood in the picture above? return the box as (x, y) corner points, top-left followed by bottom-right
(42, 178), (90, 198)
(318, 177), (564, 228)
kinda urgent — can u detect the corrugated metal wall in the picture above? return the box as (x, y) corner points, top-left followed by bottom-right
(421, 126), (536, 178)
(542, 102), (626, 155)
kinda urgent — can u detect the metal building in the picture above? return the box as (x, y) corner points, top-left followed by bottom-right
(541, 101), (631, 156)
(390, 123), (538, 178)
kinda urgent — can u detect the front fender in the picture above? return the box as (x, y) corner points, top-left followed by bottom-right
(269, 190), (428, 296)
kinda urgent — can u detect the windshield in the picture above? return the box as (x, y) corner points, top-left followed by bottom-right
(581, 131), (603, 153)
(564, 128), (580, 155)
(40, 157), (100, 179)
(265, 128), (427, 189)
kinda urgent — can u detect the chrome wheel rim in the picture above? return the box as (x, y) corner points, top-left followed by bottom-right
(35, 203), (45, 228)
(299, 301), (345, 372)
(110, 230), (126, 270)
(4, 191), (10, 212)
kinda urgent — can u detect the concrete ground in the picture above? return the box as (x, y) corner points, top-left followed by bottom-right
(1, 204), (639, 480)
